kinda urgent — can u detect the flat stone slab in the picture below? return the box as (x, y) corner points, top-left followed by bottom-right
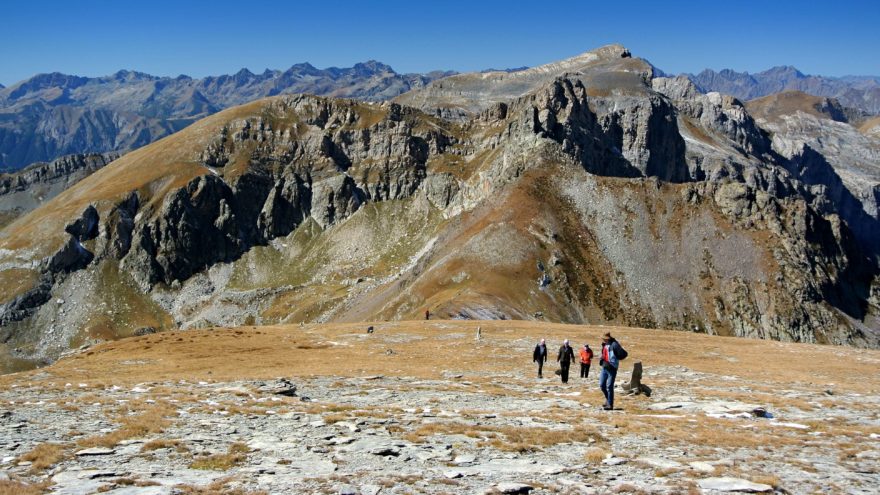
(75, 447), (116, 456)
(602, 457), (628, 466)
(698, 477), (773, 492)
(700, 401), (762, 416)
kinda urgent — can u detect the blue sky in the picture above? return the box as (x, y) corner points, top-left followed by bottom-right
(1, 0), (878, 85)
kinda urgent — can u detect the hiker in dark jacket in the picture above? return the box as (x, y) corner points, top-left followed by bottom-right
(599, 332), (624, 410)
(533, 339), (548, 378)
(557, 339), (575, 384)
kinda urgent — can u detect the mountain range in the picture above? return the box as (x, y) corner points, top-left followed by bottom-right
(0, 62), (454, 169)
(687, 66), (880, 114)
(3, 59), (880, 173)
(1, 44), (878, 373)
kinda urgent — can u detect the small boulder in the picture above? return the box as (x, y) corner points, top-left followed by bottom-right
(133, 327), (157, 337)
(494, 482), (534, 494)
(256, 378), (297, 397)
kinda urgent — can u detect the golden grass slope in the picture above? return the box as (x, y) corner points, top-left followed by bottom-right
(9, 319), (877, 395)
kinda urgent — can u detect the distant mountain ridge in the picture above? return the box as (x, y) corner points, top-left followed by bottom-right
(686, 66), (880, 114)
(0, 62), (455, 169)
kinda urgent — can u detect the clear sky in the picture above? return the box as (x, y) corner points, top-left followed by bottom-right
(1, 0), (878, 86)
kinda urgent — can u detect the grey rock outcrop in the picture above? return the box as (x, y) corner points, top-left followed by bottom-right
(498, 77), (690, 182)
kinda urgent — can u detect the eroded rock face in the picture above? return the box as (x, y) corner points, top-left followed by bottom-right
(653, 76), (774, 171)
(686, 179), (875, 344)
(118, 96), (452, 288)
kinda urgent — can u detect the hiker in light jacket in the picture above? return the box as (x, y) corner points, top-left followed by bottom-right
(533, 339), (548, 378)
(599, 332), (623, 410)
(557, 339), (575, 384)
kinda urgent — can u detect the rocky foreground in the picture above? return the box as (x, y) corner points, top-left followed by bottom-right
(1, 321), (879, 494)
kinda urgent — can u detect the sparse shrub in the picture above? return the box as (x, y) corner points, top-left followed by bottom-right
(141, 438), (189, 453)
(189, 442), (250, 471)
(751, 475), (780, 488)
(584, 447), (607, 463)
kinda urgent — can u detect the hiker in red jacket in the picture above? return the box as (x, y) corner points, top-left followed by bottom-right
(579, 344), (594, 379)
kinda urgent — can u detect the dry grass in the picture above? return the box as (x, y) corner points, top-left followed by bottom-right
(96, 478), (161, 492)
(77, 402), (176, 448)
(16, 442), (67, 473)
(402, 421), (601, 453)
(607, 414), (802, 450)
(189, 442), (250, 471)
(321, 412), (349, 424)
(0, 479), (51, 495)
(174, 476), (267, 495)
(751, 475), (781, 488)
(584, 447), (608, 463)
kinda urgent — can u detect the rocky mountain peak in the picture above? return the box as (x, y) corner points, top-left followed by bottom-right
(761, 65), (806, 79)
(3, 72), (88, 101)
(351, 60), (395, 75)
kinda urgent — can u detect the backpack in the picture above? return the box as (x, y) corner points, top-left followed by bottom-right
(614, 341), (628, 361)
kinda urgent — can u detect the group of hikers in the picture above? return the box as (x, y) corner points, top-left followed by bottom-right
(532, 332), (627, 410)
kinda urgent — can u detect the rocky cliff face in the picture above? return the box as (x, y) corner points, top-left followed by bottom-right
(0, 152), (118, 227)
(1, 47), (878, 371)
(0, 63), (454, 170)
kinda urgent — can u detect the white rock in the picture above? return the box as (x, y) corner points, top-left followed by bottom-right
(689, 461), (716, 473)
(698, 477), (773, 492)
(602, 457), (628, 466)
(635, 456), (682, 470)
(770, 421), (810, 429)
